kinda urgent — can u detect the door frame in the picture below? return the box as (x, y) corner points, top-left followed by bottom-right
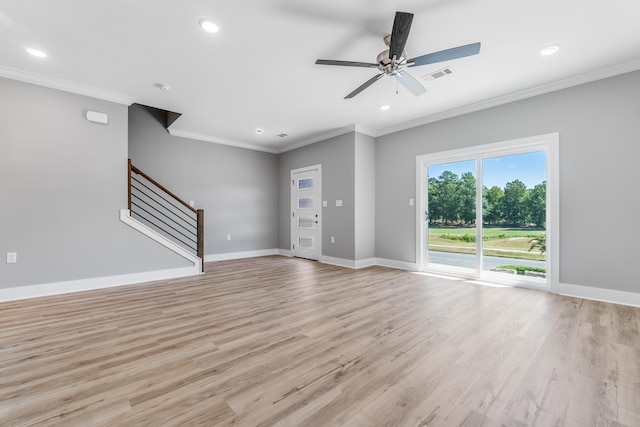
(290, 164), (322, 260)
(415, 133), (559, 292)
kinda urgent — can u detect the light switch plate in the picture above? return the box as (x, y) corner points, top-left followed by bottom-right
(7, 252), (17, 263)
(322, 200), (327, 207)
(336, 200), (343, 207)
(409, 198), (414, 206)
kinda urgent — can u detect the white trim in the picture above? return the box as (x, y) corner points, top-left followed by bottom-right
(0, 267), (197, 302)
(204, 249), (280, 262)
(354, 124), (376, 138)
(277, 125), (358, 153)
(319, 256), (356, 269)
(168, 128), (278, 154)
(0, 65), (135, 105)
(555, 282), (640, 308)
(120, 209), (202, 272)
(322, 256), (419, 271)
(377, 59), (640, 137)
(277, 249), (293, 257)
(373, 258), (419, 272)
(169, 124), (374, 155)
(355, 258), (377, 269)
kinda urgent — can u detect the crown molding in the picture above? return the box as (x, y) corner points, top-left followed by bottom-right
(377, 58), (640, 137)
(0, 65), (136, 105)
(277, 125), (359, 153)
(168, 128), (279, 154)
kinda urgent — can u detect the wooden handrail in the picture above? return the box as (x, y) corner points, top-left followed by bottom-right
(128, 160), (132, 211)
(197, 209), (204, 272)
(130, 163), (196, 214)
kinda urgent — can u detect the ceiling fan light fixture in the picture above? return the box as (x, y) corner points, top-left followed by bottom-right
(540, 45), (560, 56)
(199, 19), (219, 34)
(26, 47), (47, 58)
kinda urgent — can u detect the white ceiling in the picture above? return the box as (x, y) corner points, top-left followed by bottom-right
(1, 0), (639, 153)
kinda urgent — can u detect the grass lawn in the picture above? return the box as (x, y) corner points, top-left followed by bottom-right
(428, 226), (545, 260)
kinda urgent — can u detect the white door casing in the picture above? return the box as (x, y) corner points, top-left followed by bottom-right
(291, 165), (321, 260)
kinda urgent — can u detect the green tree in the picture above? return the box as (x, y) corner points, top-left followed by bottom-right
(483, 185), (504, 224)
(459, 172), (476, 224)
(526, 181), (546, 227)
(427, 176), (441, 224)
(437, 171), (462, 224)
(529, 234), (546, 253)
(503, 179), (528, 225)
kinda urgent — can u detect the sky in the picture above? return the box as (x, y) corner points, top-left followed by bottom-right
(427, 151), (546, 189)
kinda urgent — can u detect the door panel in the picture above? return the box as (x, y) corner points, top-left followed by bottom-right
(291, 167), (321, 260)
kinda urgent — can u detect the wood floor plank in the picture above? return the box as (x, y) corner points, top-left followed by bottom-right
(1, 256), (639, 426)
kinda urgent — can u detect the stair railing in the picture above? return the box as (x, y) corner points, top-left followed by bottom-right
(128, 160), (204, 271)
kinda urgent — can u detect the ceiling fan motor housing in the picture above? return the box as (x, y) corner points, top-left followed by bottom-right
(377, 49), (406, 75)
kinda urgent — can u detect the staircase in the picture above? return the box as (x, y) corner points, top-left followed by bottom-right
(121, 160), (204, 272)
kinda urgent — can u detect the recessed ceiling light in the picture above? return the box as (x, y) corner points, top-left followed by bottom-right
(199, 19), (219, 33)
(156, 84), (171, 92)
(255, 128), (264, 134)
(379, 104), (390, 111)
(26, 47), (47, 58)
(540, 45), (560, 56)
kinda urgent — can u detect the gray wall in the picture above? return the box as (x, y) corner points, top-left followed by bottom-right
(128, 105), (278, 255)
(278, 132), (356, 260)
(376, 70), (640, 293)
(0, 78), (189, 289)
(354, 132), (376, 260)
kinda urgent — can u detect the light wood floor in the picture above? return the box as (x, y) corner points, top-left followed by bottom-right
(1, 256), (639, 426)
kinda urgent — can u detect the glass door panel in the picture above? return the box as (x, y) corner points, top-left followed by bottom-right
(482, 152), (546, 283)
(426, 159), (477, 273)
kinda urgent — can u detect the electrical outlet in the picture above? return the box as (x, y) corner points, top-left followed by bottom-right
(226, 234), (231, 241)
(7, 252), (17, 263)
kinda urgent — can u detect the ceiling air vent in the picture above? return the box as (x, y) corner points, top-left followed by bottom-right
(422, 67), (453, 81)
(276, 133), (288, 138)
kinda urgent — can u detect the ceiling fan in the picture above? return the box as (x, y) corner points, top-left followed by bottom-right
(315, 11), (481, 99)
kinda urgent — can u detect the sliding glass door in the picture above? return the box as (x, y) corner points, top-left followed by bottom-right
(417, 134), (557, 289)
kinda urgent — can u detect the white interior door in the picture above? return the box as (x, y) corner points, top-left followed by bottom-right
(291, 166), (321, 260)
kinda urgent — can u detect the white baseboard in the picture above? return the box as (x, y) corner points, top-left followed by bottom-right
(554, 282), (640, 308)
(0, 266), (199, 302)
(277, 249), (293, 257)
(204, 249), (280, 262)
(319, 256), (357, 269)
(319, 256), (416, 271)
(355, 258), (377, 269)
(374, 258), (420, 271)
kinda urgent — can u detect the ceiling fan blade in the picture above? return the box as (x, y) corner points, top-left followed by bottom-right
(396, 71), (426, 96)
(345, 73), (385, 99)
(389, 12), (414, 62)
(407, 42), (481, 67)
(316, 59), (379, 68)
